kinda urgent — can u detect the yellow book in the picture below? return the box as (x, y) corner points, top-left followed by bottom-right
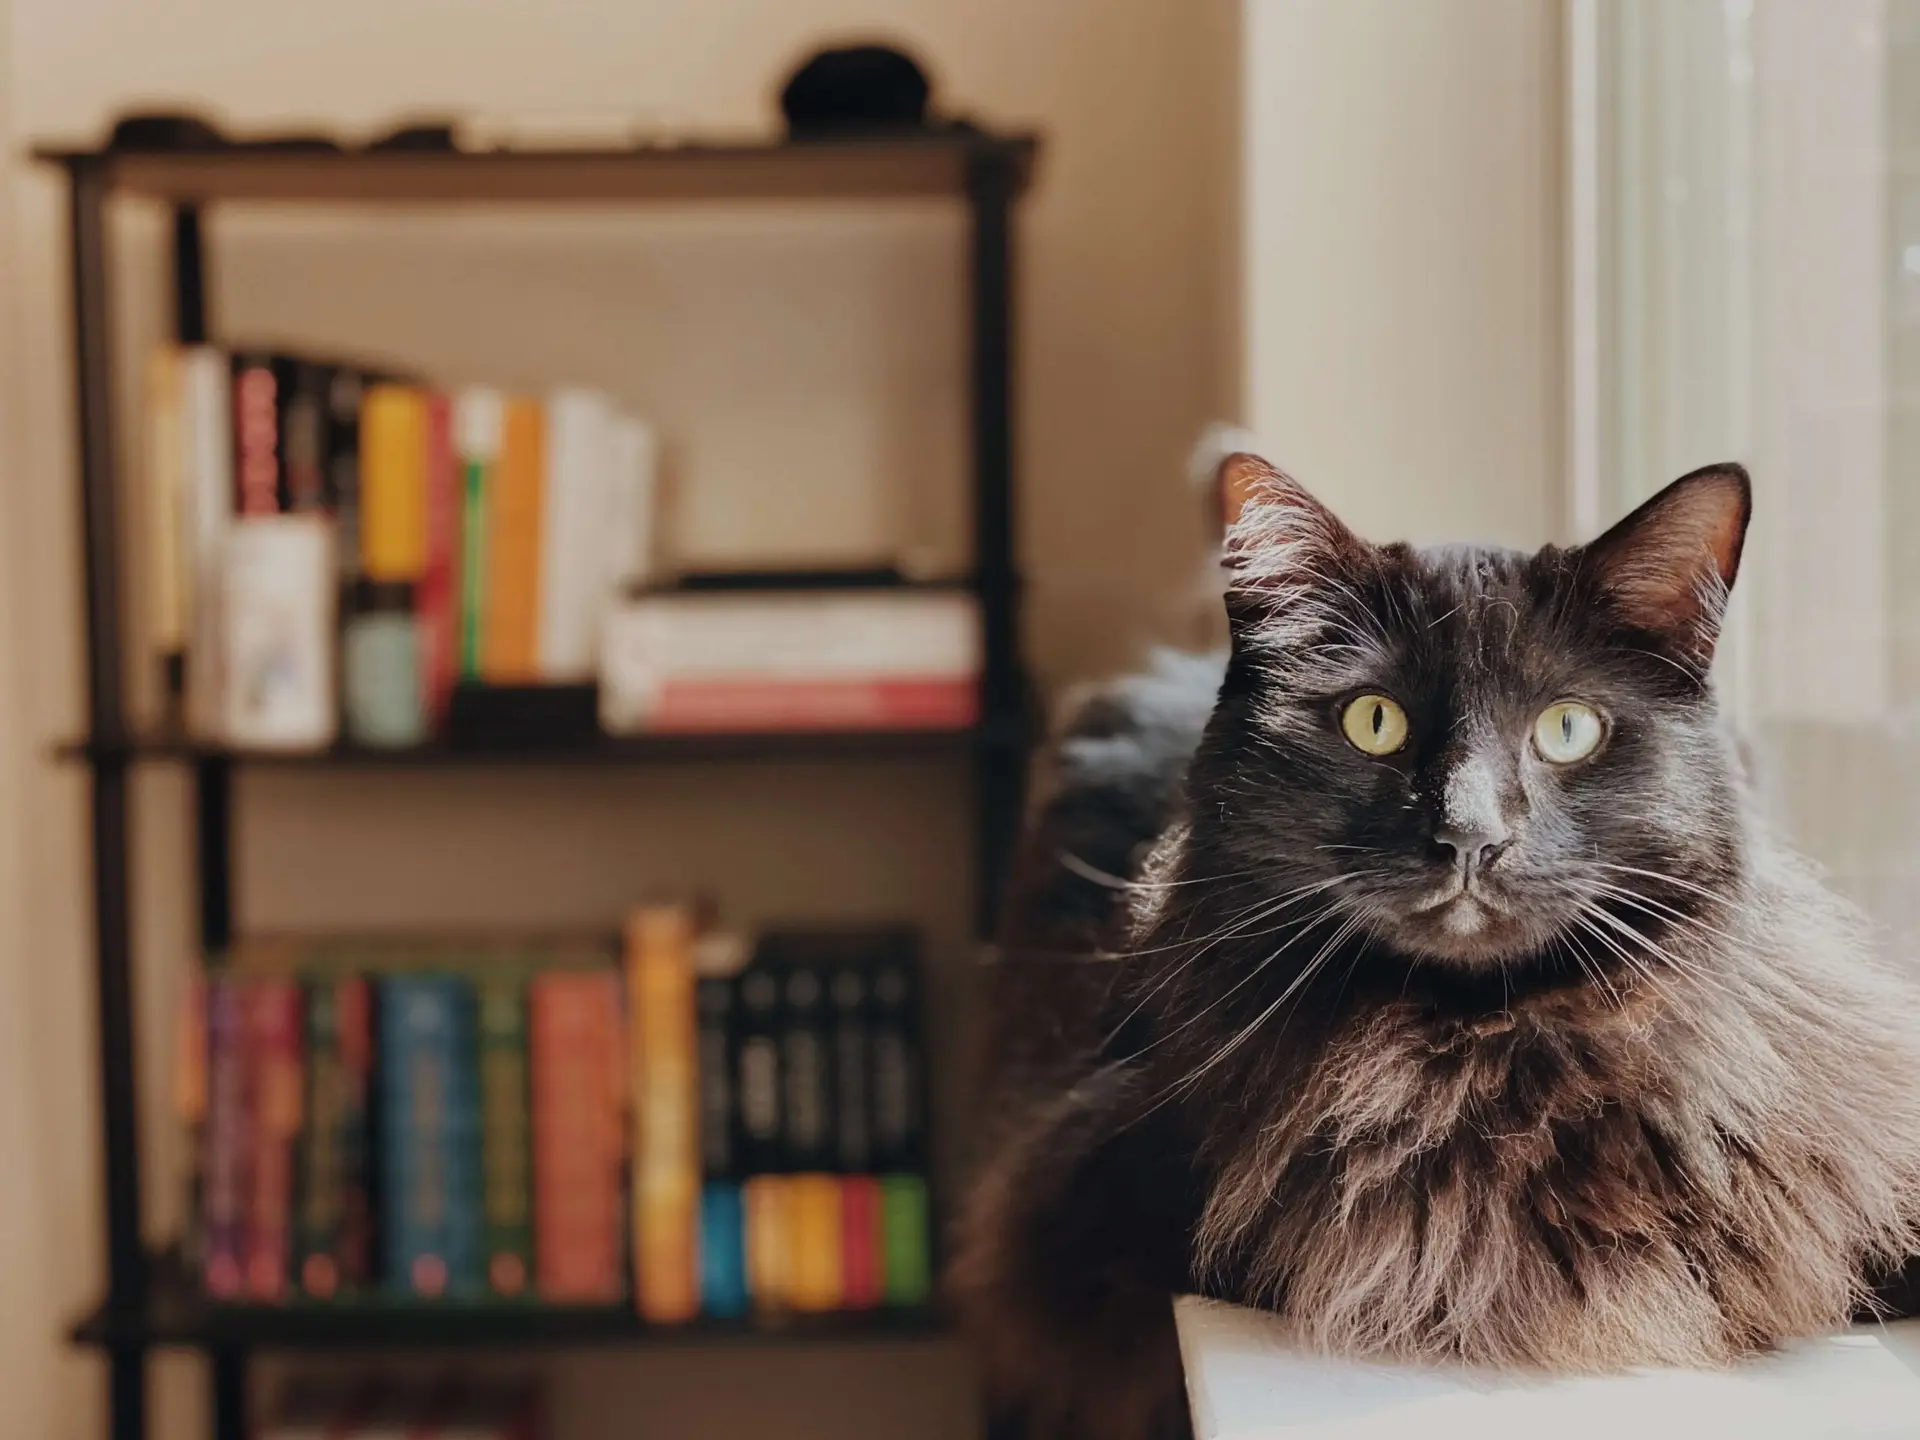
(483, 397), (545, 681)
(785, 1173), (843, 1312)
(359, 385), (428, 582)
(628, 904), (699, 1322)
(745, 1174), (790, 1312)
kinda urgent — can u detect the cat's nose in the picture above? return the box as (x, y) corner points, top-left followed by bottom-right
(1433, 823), (1511, 872)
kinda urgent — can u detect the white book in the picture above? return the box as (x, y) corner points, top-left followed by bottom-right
(179, 346), (233, 737)
(537, 387), (615, 681)
(221, 516), (337, 751)
(604, 413), (659, 593)
(1176, 1297), (1920, 1440)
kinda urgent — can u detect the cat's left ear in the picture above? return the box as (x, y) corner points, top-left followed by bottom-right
(1577, 462), (1752, 666)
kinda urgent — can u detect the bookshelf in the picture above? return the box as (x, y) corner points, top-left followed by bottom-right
(35, 130), (1037, 1440)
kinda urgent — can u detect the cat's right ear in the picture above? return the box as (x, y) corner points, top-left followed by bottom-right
(1216, 454), (1369, 630)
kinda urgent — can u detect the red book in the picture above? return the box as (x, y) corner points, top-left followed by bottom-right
(839, 1175), (883, 1309)
(232, 354), (284, 516)
(241, 980), (304, 1301)
(530, 971), (625, 1302)
(647, 677), (978, 734)
(419, 392), (461, 728)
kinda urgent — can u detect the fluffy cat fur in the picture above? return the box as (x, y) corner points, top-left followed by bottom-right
(953, 456), (1920, 1440)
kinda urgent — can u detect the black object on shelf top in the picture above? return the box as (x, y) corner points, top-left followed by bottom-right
(29, 131), (1038, 204)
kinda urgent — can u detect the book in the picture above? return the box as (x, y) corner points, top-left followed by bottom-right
(605, 415), (659, 594)
(202, 975), (247, 1298)
(477, 972), (533, 1299)
(529, 968), (624, 1302)
(143, 346), (187, 665)
(865, 933), (930, 1305)
(221, 515), (338, 751)
(280, 359), (333, 512)
(627, 904), (700, 1322)
(774, 950), (834, 1176)
(455, 387), (504, 680)
(598, 590), (981, 734)
(232, 352), (286, 516)
(878, 1173), (930, 1306)
(326, 368), (367, 580)
(538, 388), (614, 681)
(379, 974), (483, 1299)
(786, 1173), (842, 1312)
(744, 1173), (790, 1313)
(360, 385), (428, 582)
(483, 397), (545, 682)
(696, 971), (748, 1317)
(180, 346), (234, 736)
(242, 978), (304, 1301)
(420, 392), (461, 727)
(829, 959), (873, 1174)
(734, 960), (784, 1177)
(292, 974), (374, 1300)
(839, 1174), (883, 1309)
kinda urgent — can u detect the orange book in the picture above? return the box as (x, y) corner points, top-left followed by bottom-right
(628, 904), (700, 1322)
(785, 1173), (843, 1312)
(744, 1174), (790, 1313)
(482, 397), (545, 681)
(530, 969), (624, 1302)
(359, 385), (428, 582)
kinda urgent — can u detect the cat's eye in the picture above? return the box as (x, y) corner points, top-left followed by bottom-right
(1340, 694), (1409, 756)
(1533, 700), (1604, 764)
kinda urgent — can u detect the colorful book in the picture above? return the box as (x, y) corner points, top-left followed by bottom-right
(477, 972), (533, 1299)
(379, 974), (483, 1299)
(420, 392), (461, 728)
(744, 1174), (790, 1313)
(839, 1175), (883, 1309)
(627, 904), (699, 1322)
(242, 979), (304, 1301)
(598, 590), (981, 735)
(867, 936), (931, 1305)
(202, 976), (247, 1298)
(530, 968), (624, 1302)
(455, 387), (504, 679)
(538, 388), (613, 681)
(360, 385), (428, 583)
(879, 1173), (931, 1306)
(231, 352), (286, 516)
(786, 1173), (842, 1312)
(294, 975), (374, 1299)
(697, 972), (747, 1317)
(482, 397), (545, 682)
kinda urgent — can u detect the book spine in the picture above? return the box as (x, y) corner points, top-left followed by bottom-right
(743, 1174), (789, 1314)
(360, 385), (429, 583)
(144, 346), (187, 660)
(838, 1174), (883, 1309)
(482, 397), (545, 682)
(779, 960), (833, 1176)
(478, 975), (533, 1298)
(695, 972), (746, 1316)
(336, 975), (376, 1291)
(878, 1174), (931, 1306)
(326, 368), (366, 580)
(282, 360), (333, 512)
(243, 979), (304, 1301)
(381, 975), (466, 1298)
(530, 970), (624, 1302)
(869, 941), (931, 1306)
(181, 347), (233, 737)
(454, 388), (503, 681)
(628, 905), (699, 1322)
(617, 676), (979, 735)
(697, 1182), (747, 1319)
(786, 1173), (842, 1312)
(202, 976), (246, 1298)
(420, 392), (461, 729)
(232, 353), (285, 516)
(734, 963), (783, 1177)
(294, 979), (343, 1299)
(537, 389), (613, 681)
(447, 977), (484, 1299)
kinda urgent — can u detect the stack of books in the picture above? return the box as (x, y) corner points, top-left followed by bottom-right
(180, 912), (934, 1318)
(143, 344), (984, 750)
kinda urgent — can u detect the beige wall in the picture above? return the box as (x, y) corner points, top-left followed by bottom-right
(1243, 0), (1566, 549)
(1, 2), (1239, 1437)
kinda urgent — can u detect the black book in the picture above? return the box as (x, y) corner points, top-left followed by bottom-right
(734, 959), (784, 1176)
(325, 367), (367, 579)
(776, 956), (834, 1174)
(279, 359), (334, 513)
(866, 932), (926, 1174)
(829, 960), (872, 1174)
(696, 974), (738, 1182)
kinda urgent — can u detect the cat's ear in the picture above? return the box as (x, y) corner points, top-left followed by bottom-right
(1577, 462), (1751, 666)
(1216, 454), (1369, 636)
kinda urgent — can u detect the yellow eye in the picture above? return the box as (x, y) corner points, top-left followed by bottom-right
(1534, 700), (1604, 764)
(1340, 694), (1409, 756)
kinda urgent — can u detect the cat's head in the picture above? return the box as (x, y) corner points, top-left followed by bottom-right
(1189, 456), (1752, 969)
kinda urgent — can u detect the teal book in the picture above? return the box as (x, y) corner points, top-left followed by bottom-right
(380, 973), (483, 1299)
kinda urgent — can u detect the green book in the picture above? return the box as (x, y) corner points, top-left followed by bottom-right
(478, 972), (533, 1298)
(879, 1173), (930, 1306)
(459, 453), (489, 678)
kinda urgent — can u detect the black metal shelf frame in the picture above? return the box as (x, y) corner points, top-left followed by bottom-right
(37, 133), (1037, 1440)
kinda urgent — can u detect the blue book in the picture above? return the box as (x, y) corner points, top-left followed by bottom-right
(699, 1181), (748, 1318)
(380, 974), (483, 1299)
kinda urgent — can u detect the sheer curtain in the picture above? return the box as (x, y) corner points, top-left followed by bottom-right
(1583, 0), (1920, 951)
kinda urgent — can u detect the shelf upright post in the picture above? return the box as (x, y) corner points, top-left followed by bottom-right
(67, 155), (149, 1440)
(171, 194), (247, 1440)
(966, 142), (1026, 939)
